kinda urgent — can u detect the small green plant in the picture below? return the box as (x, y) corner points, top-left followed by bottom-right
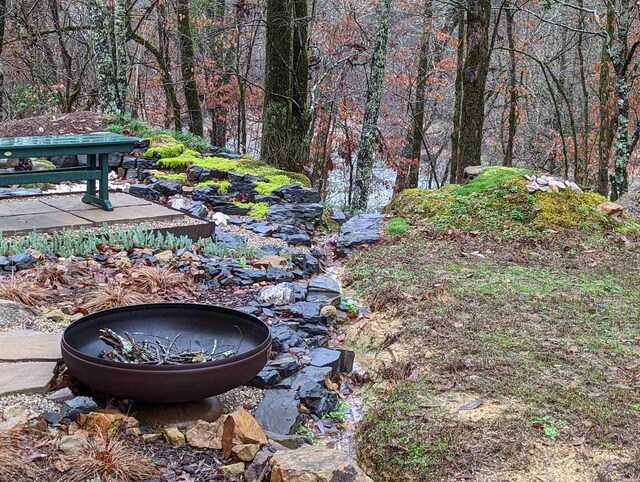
(327, 400), (349, 422)
(0, 224), (192, 259)
(531, 415), (567, 439)
(197, 238), (262, 260)
(387, 217), (408, 235)
(511, 209), (524, 221)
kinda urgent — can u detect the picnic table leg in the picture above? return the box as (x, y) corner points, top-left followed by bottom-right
(86, 154), (96, 197)
(81, 153), (113, 211)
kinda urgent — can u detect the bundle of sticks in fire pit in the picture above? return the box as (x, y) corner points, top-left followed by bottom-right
(98, 328), (242, 365)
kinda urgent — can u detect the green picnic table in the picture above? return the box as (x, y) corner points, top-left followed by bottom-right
(0, 133), (141, 211)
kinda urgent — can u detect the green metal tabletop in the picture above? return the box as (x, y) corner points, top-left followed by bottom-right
(0, 133), (141, 158)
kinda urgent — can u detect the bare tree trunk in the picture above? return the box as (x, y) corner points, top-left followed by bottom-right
(291, 0), (310, 162)
(176, 0), (203, 136)
(395, 0), (431, 193)
(504, 4), (517, 167)
(597, 0), (615, 196)
(455, 0), (491, 183)
(261, 0), (293, 168)
(0, 0), (7, 119)
(450, 8), (465, 183)
(352, 0), (391, 210)
(207, 0), (228, 147)
(576, 1), (589, 184)
(128, 14), (182, 131)
(90, 0), (128, 115)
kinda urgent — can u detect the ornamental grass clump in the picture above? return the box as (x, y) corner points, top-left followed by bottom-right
(59, 433), (158, 482)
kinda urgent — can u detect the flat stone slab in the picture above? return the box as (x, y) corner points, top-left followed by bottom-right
(40, 192), (152, 212)
(70, 203), (182, 224)
(0, 211), (92, 235)
(0, 200), (59, 217)
(0, 361), (57, 396)
(0, 330), (62, 361)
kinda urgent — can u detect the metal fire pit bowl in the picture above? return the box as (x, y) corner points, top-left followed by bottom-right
(61, 303), (271, 403)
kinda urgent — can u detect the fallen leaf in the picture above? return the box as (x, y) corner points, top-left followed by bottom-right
(458, 398), (484, 411)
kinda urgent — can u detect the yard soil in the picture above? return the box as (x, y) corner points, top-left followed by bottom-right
(344, 229), (640, 481)
(0, 112), (106, 137)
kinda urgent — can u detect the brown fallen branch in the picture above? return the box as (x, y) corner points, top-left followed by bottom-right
(98, 327), (242, 365)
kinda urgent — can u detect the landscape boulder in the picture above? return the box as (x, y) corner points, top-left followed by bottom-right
(269, 446), (373, 482)
(337, 213), (383, 250)
(273, 184), (321, 204)
(222, 407), (268, 458)
(185, 418), (225, 450)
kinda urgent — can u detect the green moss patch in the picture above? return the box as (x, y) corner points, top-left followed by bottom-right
(387, 167), (638, 237)
(234, 201), (269, 218)
(196, 180), (231, 193)
(154, 172), (187, 183)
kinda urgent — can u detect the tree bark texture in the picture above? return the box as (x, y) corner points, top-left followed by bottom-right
(176, 0), (204, 136)
(454, 0), (491, 183)
(90, 0), (128, 115)
(395, 0), (431, 193)
(352, 0), (391, 210)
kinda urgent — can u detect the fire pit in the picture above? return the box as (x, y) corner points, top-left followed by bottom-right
(61, 303), (271, 403)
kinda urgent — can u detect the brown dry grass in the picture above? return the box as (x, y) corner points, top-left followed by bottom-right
(84, 281), (155, 312)
(0, 275), (57, 306)
(59, 434), (158, 482)
(130, 266), (195, 295)
(0, 426), (43, 480)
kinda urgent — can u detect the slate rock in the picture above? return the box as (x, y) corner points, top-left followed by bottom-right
(298, 381), (338, 416)
(192, 186), (231, 205)
(307, 347), (342, 376)
(214, 229), (247, 249)
(266, 203), (323, 228)
(0, 187), (42, 198)
(247, 222), (273, 236)
(271, 324), (306, 352)
(43, 411), (63, 424)
(306, 274), (341, 306)
(151, 180), (182, 196)
(266, 268), (294, 283)
(249, 368), (281, 389)
(254, 194), (280, 204)
(122, 156), (137, 169)
(254, 389), (301, 435)
(273, 184), (321, 204)
(280, 233), (311, 247)
(8, 253), (37, 270)
(267, 354), (299, 378)
(289, 301), (321, 324)
(181, 202), (209, 219)
(337, 213), (384, 249)
(289, 366), (332, 391)
(61, 396), (98, 422)
(213, 152), (242, 160)
(50, 155), (79, 168)
(129, 184), (159, 200)
(331, 210), (347, 223)
(212, 202), (251, 216)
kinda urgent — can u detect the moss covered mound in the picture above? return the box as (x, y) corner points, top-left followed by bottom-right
(387, 167), (638, 235)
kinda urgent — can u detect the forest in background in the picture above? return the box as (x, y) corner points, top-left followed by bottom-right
(0, 0), (638, 209)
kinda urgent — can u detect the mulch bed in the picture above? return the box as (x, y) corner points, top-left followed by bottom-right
(0, 112), (107, 137)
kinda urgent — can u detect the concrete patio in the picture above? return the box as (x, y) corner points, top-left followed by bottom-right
(0, 192), (211, 237)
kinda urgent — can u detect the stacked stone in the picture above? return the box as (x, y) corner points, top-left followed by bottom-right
(525, 174), (582, 194)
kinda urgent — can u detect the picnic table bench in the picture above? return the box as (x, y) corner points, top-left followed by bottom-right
(0, 133), (141, 211)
